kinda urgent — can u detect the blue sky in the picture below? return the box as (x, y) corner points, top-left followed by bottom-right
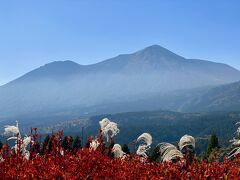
(0, 0), (239, 85)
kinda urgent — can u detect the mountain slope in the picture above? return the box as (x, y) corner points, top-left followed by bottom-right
(0, 45), (240, 120)
(15, 61), (83, 82)
(179, 81), (240, 112)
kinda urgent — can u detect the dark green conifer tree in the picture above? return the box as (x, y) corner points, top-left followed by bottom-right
(72, 136), (82, 150)
(122, 144), (130, 154)
(206, 133), (219, 157)
(42, 135), (50, 154)
(0, 141), (2, 150)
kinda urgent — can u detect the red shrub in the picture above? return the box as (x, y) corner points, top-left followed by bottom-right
(1, 130), (240, 179)
(0, 147), (240, 179)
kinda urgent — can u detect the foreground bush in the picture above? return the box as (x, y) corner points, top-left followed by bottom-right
(0, 148), (240, 179)
(1, 119), (240, 179)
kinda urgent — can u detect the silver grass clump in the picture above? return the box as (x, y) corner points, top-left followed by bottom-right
(23, 136), (31, 147)
(136, 145), (149, 158)
(228, 122), (240, 159)
(4, 121), (20, 138)
(229, 122), (240, 147)
(4, 121), (21, 149)
(112, 144), (126, 159)
(4, 121), (32, 160)
(178, 134), (196, 151)
(230, 138), (240, 146)
(235, 122), (240, 136)
(163, 149), (184, 163)
(7, 137), (18, 141)
(136, 133), (152, 159)
(90, 139), (100, 151)
(104, 122), (119, 138)
(157, 143), (183, 163)
(12, 135), (32, 160)
(137, 133), (152, 147)
(99, 118), (110, 131)
(227, 147), (240, 160)
(99, 118), (120, 142)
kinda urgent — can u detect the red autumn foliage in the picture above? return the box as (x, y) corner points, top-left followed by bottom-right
(0, 148), (240, 179)
(1, 130), (240, 179)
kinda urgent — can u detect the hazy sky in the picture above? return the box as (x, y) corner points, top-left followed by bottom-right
(0, 0), (239, 85)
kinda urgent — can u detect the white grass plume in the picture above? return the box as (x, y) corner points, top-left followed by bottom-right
(230, 121), (240, 147)
(7, 137), (18, 141)
(4, 121), (20, 137)
(163, 149), (184, 163)
(137, 133), (152, 146)
(227, 147), (240, 159)
(4, 121), (32, 160)
(157, 142), (183, 163)
(99, 118), (120, 142)
(230, 138), (240, 146)
(136, 145), (148, 158)
(178, 134), (195, 151)
(112, 144), (126, 159)
(23, 136), (31, 147)
(136, 133), (152, 159)
(11, 136), (32, 155)
(104, 122), (119, 138)
(99, 118), (110, 131)
(90, 139), (100, 151)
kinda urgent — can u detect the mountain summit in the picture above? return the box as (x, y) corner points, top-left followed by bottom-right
(14, 60), (82, 83)
(0, 45), (240, 120)
(136, 44), (185, 60)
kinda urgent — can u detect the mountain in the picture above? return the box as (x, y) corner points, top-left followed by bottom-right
(0, 45), (240, 121)
(178, 81), (240, 112)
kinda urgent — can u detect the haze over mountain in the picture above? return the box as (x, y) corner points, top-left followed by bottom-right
(0, 45), (240, 121)
(178, 80), (240, 112)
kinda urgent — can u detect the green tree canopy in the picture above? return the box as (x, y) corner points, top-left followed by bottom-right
(206, 133), (220, 157)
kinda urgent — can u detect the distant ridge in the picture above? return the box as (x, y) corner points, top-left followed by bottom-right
(0, 45), (240, 121)
(14, 60), (82, 82)
(179, 80), (240, 112)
